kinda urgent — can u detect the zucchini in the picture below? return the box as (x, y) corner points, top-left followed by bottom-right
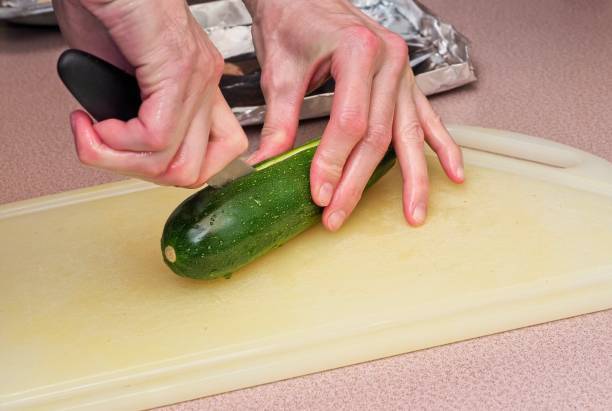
(161, 139), (396, 279)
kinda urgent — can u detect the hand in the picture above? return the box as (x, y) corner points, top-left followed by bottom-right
(52, 0), (248, 187)
(245, 0), (464, 229)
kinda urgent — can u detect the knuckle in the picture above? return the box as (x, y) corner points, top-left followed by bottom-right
(259, 69), (273, 91)
(173, 172), (200, 188)
(344, 26), (382, 58)
(260, 69), (292, 96)
(260, 126), (293, 152)
(336, 109), (368, 139)
(209, 48), (225, 82)
(384, 32), (409, 62)
(424, 111), (443, 127)
(363, 124), (392, 156)
(367, 123), (391, 143)
(397, 122), (425, 146)
(77, 146), (98, 167)
(174, 50), (197, 78)
(143, 158), (170, 177)
(174, 42), (224, 86)
(145, 129), (172, 152)
(187, 43), (201, 68)
(315, 150), (344, 181)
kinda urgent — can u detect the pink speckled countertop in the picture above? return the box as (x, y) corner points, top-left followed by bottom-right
(1, 0), (611, 409)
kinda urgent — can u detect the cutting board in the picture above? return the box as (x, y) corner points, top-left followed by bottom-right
(1, 126), (611, 411)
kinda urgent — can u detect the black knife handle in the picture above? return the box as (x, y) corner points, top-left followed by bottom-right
(57, 49), (141, 122)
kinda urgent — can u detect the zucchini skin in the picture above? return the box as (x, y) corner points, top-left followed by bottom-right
(161, 141), (396, 279)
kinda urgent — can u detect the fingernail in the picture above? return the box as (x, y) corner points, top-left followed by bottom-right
(318, 182), (333, 206)
(456, 165), (464, 181)
(327, 210), (346, 231)
(411, 203), (427, 225)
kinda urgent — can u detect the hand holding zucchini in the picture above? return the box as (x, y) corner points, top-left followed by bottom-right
(161, 139), (396, 280)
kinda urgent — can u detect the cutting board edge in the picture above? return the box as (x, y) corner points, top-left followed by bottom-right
(447, 124), (612, 183)
(0, 179), (159, 219)
(460, 148), (612, 197)
(3, 266), (612, 411)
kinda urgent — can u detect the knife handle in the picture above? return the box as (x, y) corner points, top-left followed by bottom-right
(57, 49), (141, 122)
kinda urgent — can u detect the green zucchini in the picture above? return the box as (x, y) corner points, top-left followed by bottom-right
(161, 139), (396, 280)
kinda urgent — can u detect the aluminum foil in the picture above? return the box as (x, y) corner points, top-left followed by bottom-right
(2, 0), (475, 125)
(0, 0), (55, 25)
(191, 0), (476, 126)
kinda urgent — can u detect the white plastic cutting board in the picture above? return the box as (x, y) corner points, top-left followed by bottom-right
(1, 126), (612, 410)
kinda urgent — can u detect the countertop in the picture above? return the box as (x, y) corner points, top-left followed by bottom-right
(1, 0), (611, 409)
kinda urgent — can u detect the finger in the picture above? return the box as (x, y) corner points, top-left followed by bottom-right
(393, 75), (430, 226)
(71, 90), (244, 187)
(71, 109), (175, 177)
(247, 67), (309, 164)
(322, 34), (407, 231)
(152, 101), (213, 187)
(90, 18), (221, 154)
(194, 91), (249, 186)
(412, 86), (464, 183)
(310, 28), (381, 207)
(91, 78), (199, 153)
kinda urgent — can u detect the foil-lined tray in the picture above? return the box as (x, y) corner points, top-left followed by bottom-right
(192, 0), (476, 125)
(2, 0), (476, 126)
(0, 0), (55, 25)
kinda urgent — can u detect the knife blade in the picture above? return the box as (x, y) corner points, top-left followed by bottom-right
(56, 48), (254, 188)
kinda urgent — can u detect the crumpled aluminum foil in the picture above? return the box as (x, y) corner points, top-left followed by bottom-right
(191, 0), (476, 126)
(0, 0), (55, 25)
(2, 0), (475, 125)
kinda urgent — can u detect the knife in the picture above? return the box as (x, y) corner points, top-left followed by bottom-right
(56, 48), (254, 188)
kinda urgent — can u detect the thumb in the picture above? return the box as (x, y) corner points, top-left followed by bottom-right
(198, 90), (249, 185)
(248, 69), (309, 164)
